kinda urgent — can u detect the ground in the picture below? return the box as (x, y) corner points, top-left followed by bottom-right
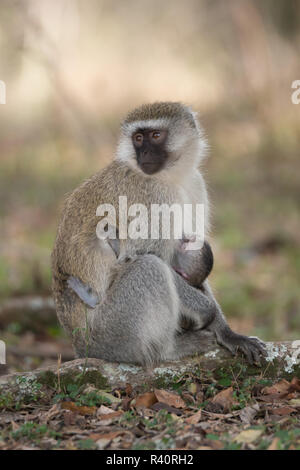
(1, 359), (300, 450)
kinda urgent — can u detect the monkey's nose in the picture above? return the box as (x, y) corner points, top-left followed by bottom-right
(141, 150), (151, 159)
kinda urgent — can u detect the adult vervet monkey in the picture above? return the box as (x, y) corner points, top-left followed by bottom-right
(52, 102), (265, 365)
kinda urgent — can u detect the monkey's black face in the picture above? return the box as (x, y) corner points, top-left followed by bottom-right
(132, 129), (168, 175)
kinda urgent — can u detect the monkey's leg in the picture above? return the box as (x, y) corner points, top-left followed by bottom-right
(165, 329), (216, 360)
(66, 228), (120, 308)
(201, 280), (266, 364)
(75, 254), (182, 366)
(67, 276), (99, 308)
(67, 262), (217, 362)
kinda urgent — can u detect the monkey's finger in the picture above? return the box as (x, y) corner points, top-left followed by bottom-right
(243, 340), (264, 365)
(251, 347), (262, 365)
(248, 340), (268, 365)
(239, 345), (254, 365)
(249, 336), (267, 352)
(250, 338), (267, 358)
(223, 342), (239, 357)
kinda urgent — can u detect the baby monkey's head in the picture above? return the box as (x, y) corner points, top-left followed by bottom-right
(172, 240), (214, 288)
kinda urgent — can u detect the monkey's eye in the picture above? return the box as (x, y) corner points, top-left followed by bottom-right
(149, 130), (167, 143)
(151, 131), (161, 139)
(133, 133), (143, 146)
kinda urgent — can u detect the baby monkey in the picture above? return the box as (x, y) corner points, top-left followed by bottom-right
(67, 233), (214, 309)
(172, 238), (213, 289)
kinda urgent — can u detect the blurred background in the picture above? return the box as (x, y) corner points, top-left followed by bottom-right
(0, 0), (299, 373)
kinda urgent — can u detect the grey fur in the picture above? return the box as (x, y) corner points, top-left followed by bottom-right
(71, 253), (217, 365)
(67, 236), (216, 328)
(52, 102), (266, 366)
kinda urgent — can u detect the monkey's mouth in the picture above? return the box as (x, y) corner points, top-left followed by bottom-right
(139, 162), (162, 175)
(173, 266), (189, 280)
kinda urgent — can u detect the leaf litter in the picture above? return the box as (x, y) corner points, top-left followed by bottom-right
(1, 370), (300, 450)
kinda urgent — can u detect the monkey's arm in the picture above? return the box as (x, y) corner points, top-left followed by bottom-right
(67, 276), (99, 308)
(201, 280), (266, 364)
(174, 273), (266, 364)
(173, 271), (216, 328)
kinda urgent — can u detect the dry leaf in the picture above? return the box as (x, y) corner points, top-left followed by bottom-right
(181, 391), (195, 403)
(40, 404), (61, 424)
(98, 391), (121, 403)
(188, 383), (198, 395)
(268, 438), (280, 450)
(97, 404), (112, 416)
(289, 377), (300, 392)
(202, 410), (234, 419)
(151, 402), (183, 415)
(235, 429), (263, 444)
(262, 379), (290, 396)
(289, 398), (300, 406)
(98, 410), (124, 423)
(206, 439), (224, 450)
(186, 409), (202, 424)
(135, 392), (157, 408)
(11, 421), (19, 431)
(154, 389), (186, 409)
(239, 405), (259, 424)
(94, 431), (122, 450)
(61, 401), (96, 415)
(121, 397), (133, 411)
(82, 385), (98, 394)
(125, 383), (133, 396)
(270, 406), (296, 416)
(211, 387), (235, 412)
(89, 431), (119, 441)
(63, 411), (78, 427)
(258, 394), (286, 403)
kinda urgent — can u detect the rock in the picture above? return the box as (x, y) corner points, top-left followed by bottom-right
(0, 338), (300, 392)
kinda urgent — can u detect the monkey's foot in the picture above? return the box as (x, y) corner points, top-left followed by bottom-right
(217, 332), (267, 365)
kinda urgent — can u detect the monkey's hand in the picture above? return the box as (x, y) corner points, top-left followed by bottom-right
(215, 327), (267, 365)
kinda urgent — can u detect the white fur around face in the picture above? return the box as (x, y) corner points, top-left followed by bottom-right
(115, 115), (208, 183)
(122, 119), (170, 136)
